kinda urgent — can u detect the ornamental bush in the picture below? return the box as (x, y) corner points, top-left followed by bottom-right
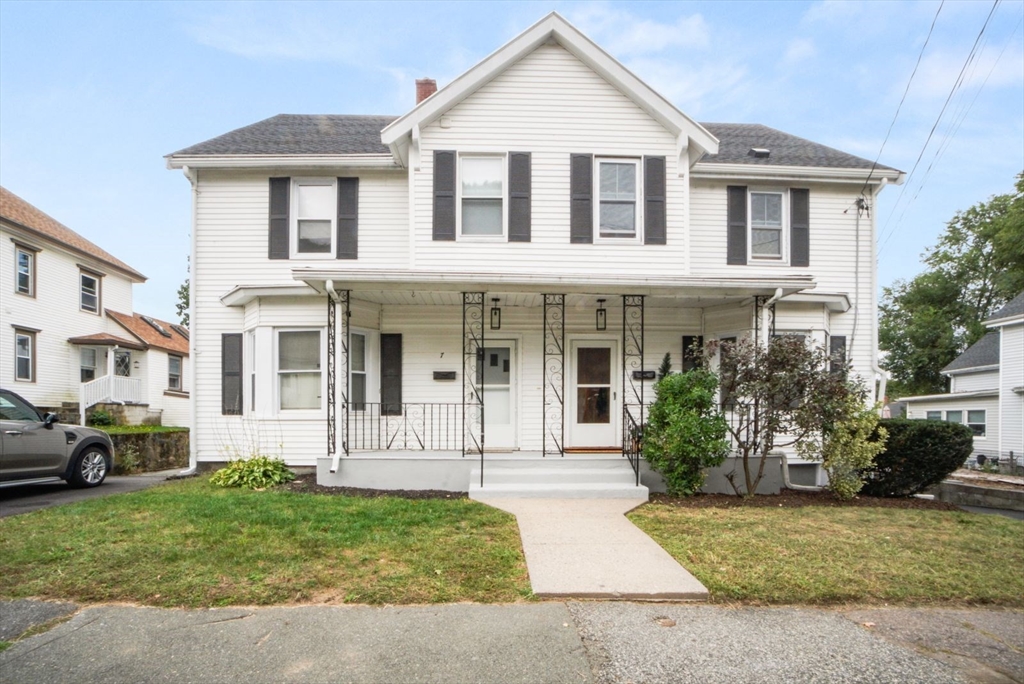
(209, 455), (295, 490)
(860, 419), (973, 497)
(643, 370), (730, 496)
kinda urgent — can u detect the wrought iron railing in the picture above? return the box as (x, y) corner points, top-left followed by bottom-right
(622, 403), (651, 487)
(345, 402), (462, 451)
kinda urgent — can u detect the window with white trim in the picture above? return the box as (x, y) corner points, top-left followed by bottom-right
(926, 410), (942, 421)
(80, 271), (100, 313)
(596, 158), (640, 240)
(967, 410), (986, 437)
(749, 191), (785, 258)
(80, 348), (97, 382)
(292, 179), (335, 256)
(15, 247), (34, 296)
(247, 330), (256, 413)
(168, 355), (183, 390)
(278, 330), (322, 410)
(945, 410), (962, 424)
(15, 330), (34, 382)
(350, 332), (367, 411)
(459, 155), (504, 237)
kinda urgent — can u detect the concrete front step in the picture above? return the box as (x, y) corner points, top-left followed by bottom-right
(471, 467), (637, 485)
(469, 482), (649, 499)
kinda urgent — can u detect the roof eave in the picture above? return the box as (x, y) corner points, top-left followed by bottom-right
(165, 154), (401, 171)
(942, 363), (1000, 376)
(1, 216), (147, 282)
(691, 163), (905, 184)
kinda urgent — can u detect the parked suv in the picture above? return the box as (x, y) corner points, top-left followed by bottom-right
(0, 388), (114, 488)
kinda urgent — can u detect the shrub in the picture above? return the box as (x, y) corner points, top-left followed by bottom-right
(209, 456), (295, 490)
(643, 370), (731, 496)
(89, 409), (115, 427)
(860, 419), (973, 497)
(798, 392), (887, 500)
(113, 443), (141, 475)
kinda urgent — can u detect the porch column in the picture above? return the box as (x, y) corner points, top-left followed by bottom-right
(462, 292), (485, 467)
(329, 289), (350, 473)
(753, 295), (776, 346)
(542, 294), (565, 457)
(622, 295), (645, 486)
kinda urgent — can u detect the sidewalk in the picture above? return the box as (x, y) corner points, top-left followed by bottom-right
(4, 601), (1020, 683)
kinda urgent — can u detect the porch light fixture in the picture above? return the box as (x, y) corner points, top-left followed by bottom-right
(596, 299), (607, 331)
(490, 298), (501, 330)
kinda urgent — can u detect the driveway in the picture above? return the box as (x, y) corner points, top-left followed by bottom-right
(0, 469), (180, 518)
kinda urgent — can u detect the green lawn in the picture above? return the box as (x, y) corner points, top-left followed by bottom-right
(0, 478), (530, 607)
(630, 502), (1024, 606)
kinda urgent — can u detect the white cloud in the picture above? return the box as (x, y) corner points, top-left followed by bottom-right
(911, 44), (1024, 100)
(781, 38), (817, 67)
(624, 57), (749, 118)
(569, 3), (710, 56)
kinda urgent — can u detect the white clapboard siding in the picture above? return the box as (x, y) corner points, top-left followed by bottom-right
(1000, 324), (1024, 459)
(904, 397), (1000, 459)
(951, 370), (999, 393)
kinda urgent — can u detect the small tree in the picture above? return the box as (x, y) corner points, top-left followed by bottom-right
(175, 279), (189, 327)
(657, 352), (673, 380)
(708, 336), (852, 497)
(643, 369), (730, 495)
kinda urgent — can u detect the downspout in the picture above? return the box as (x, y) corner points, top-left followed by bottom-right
(325, 280), (342, 474)
(181, 165), (199, 476)
(871, 178), (890, 415)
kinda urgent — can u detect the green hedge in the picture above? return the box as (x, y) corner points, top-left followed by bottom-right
(860, 418), (973, 497)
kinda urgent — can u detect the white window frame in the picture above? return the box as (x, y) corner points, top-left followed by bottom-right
(290, 178), (337, 259)
(275, 328), (325, 414)
(80, 348), (97, 382)
(80, 271), (101, 314)
(247, 330), (257, 414)
(747, 188), (788, 262)
(15, 246), (34, 297)
(925, 410), (942, 421)
(168, 354), (183, 391)
(594, 157), (642, 244)
(348, 328), (379, 412)
(945, 410), (963, 424)
(967, 409), (986, 437)
(14, 330), (34, 382)
(456, 152), (507, 241)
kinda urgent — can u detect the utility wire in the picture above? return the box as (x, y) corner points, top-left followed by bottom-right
(878, 0), (1001, 254)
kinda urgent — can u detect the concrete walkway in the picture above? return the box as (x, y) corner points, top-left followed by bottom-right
(477, 497), (708, 600)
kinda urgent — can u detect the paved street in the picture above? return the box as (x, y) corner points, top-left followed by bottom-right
(3, 601), (1020, 683)
(0, 469), (180, 518)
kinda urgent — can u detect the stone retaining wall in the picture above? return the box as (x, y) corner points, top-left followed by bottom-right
(109, 431), (189, 474)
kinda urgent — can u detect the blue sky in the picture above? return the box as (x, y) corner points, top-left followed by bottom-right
(1, 1), (1021, 322)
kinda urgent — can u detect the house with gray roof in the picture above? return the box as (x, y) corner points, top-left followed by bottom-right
(900, 291), (1024, 464)
(166, 12), (904, 495)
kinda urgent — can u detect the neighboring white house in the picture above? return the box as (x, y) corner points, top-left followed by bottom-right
(166, 13), (902, 494)
(0, 186), (190, 427)
(902, 291), (1024, 466)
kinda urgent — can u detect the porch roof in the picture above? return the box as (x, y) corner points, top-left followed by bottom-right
(220, 271), (815, 307)
(67, 333), (146, 351)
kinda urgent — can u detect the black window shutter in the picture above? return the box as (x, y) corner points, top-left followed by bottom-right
(791, 188), (810, 267)
(222, 333), (243, 415)
(380, 334), (403, 416)
(268, 177), (290, 259)
(727, 186), (747, 265)
(644, 156), (667, 245)
(433, 151), (456, 241)
(570, 154), (593, 243)
(508, 152), (532, 242)
(682, 335), (704, 372)
(337, 177), (359, 260)
(830, 335), (847, 375)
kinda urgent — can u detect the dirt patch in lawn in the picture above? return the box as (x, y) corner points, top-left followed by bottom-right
(648, 490), (962, 511)
(277, 474), (467, 500)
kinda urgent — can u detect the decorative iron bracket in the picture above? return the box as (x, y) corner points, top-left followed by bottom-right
(542, 294), (565, 457)
(462, 293), (485, 473)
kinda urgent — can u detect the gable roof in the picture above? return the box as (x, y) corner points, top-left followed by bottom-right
(106, 310), (189, 355)
(942, 331), (1000, 373)
(379, 12), (719, 168)
(699, 123), (897, 171)
(0, 187), (147, 281)
(170, 115), (396, 157)
(986, 291), (1024, 323)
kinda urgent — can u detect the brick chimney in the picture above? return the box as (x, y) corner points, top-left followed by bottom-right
(416, 78), (437, 104)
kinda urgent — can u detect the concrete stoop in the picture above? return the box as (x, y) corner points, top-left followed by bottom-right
(469, 457), (649, 500)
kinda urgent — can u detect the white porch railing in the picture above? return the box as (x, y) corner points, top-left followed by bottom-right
(79, 375), (144, 425)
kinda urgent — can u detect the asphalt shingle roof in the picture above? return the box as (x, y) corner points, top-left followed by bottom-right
(943, 331), (1001, 373)
(986, 291), (1024, 322)
(168, 116), (900, 173)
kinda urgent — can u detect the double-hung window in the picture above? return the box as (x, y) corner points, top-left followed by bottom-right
(80, 271), (100, 313)
(278, 330), (322, 410)
(945, 410), (963, 424)
(15, 246), (34, 296)
(15, 330), (35, 382)
(350, 332), (367, 411)
(460, 156), (504, 237)
(750, 191), (784, 258)
(80, 348), (97, 382)
(926, 411), (942, 421)
(292, 179), (335, 256)
(967, 410), (986, 437)
(596, 158), (640, 240)
(168, 355), (183, 391)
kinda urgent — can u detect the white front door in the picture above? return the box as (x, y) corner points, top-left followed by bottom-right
(568, 340), (618, 449)
(482, 342), (516, 450)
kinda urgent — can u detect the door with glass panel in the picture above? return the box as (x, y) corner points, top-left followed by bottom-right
(568, 341), (618, 448)
(479, 342), (516, 450)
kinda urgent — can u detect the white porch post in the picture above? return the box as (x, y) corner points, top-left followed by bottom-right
(329, 289), (350, 473)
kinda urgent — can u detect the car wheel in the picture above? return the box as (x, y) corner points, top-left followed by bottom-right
(69, 448), (110, 488)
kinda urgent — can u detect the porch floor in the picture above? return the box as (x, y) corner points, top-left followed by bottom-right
(475, 497), (709, 600)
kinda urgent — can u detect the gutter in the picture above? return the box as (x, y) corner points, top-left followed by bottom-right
(181, 166), (199, 477)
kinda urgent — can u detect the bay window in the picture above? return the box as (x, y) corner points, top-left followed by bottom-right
(278, 330), (322, 410)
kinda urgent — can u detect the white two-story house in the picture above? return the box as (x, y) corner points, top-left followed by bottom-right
(1, 187), (190, 427)
(167, 13), (902, 495)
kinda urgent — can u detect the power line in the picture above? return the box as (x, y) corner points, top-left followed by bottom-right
(878, 0), (1001, 255)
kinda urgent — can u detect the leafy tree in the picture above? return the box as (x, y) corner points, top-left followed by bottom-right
(176, 279), (189, 328)
(880, 172), (1024, 396)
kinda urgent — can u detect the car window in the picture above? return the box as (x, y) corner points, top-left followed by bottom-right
(0, 393), (42, 422)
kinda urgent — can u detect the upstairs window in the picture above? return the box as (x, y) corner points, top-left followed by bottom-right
(168, 355), (183, 391)
(596, 158), (639, 240)
(460, 156), (504, 237)
(292, 179), (335, 256)
(15, 246), (35, 296)
(750, 191), (784, 258)
(80, 271), (100, 313)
